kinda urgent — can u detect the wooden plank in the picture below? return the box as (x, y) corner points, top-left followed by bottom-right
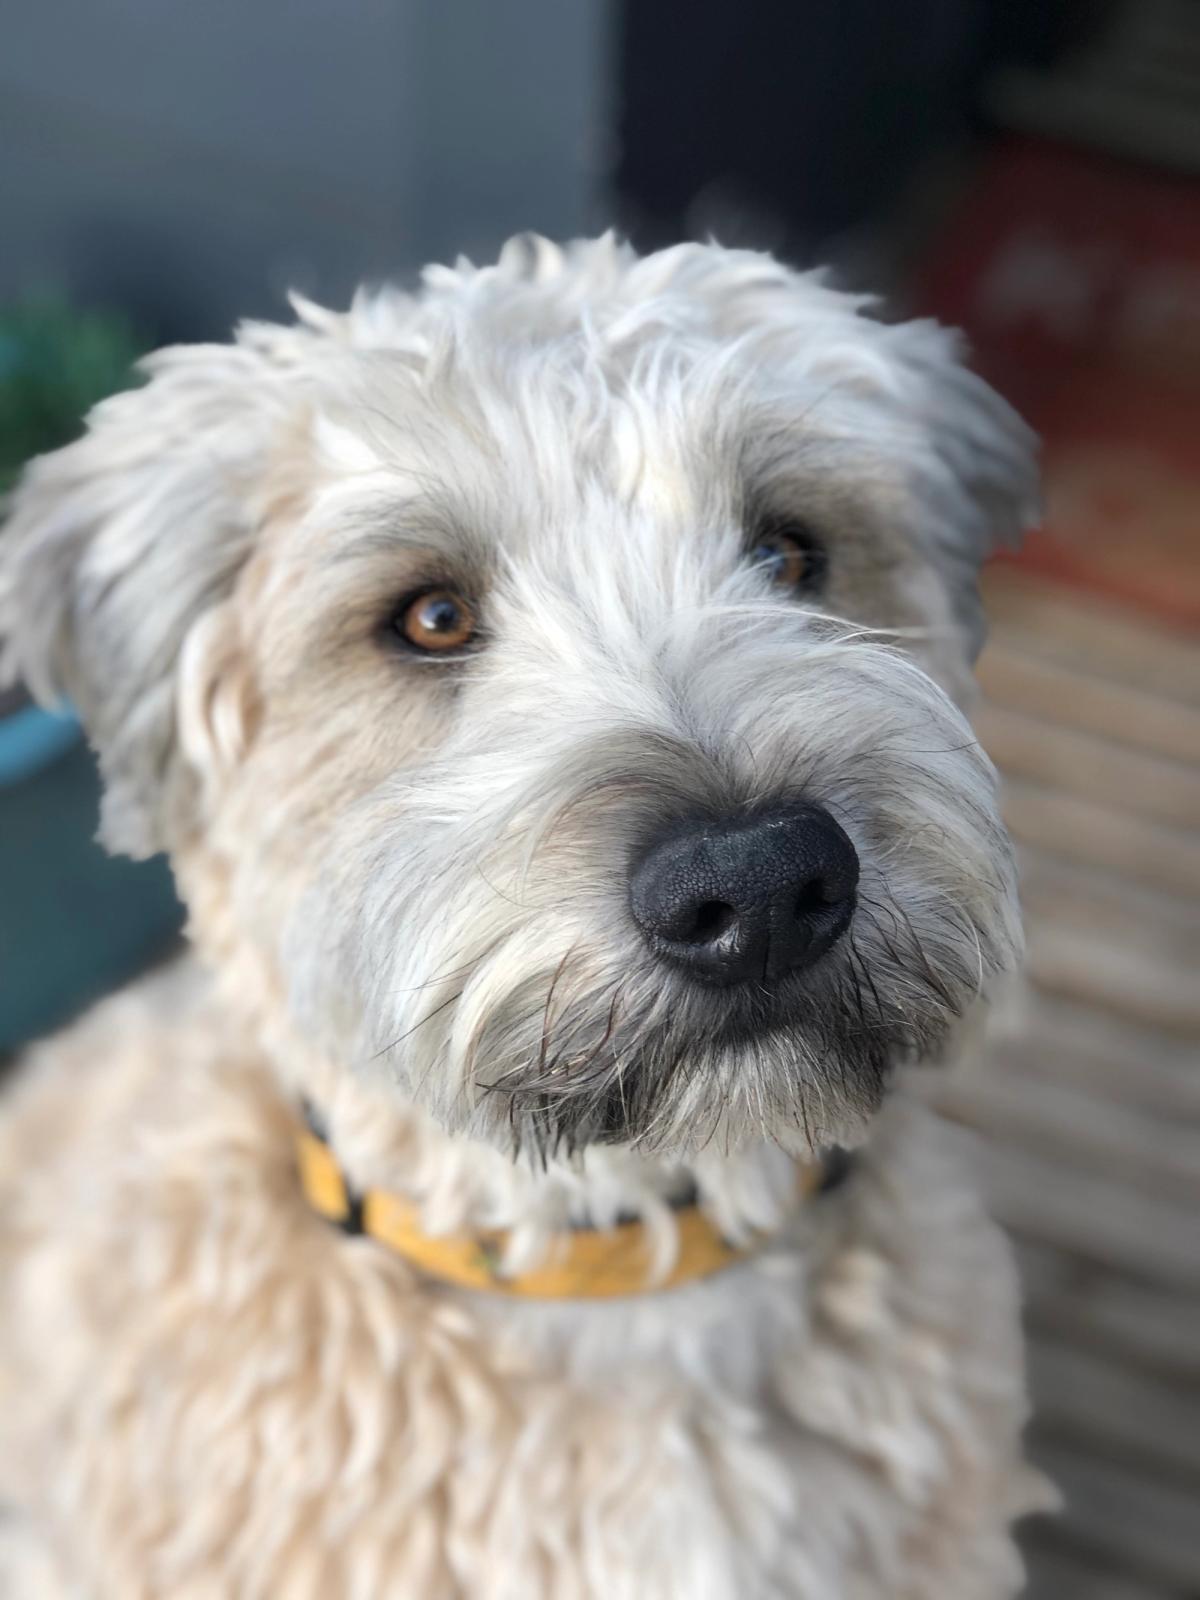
(1023, 920), (1200, 1037)
(1021, 1535), (1175, 1600)
(1016, 1241), (1200, 1386)
(1027, 1336), (1200, 1479)
(1012, 850), (1200, 1036)
(999, 993), (1200, 1124)
(981, 565), (1200, 708)
(970, 1140), (1200, 1290)
(939, 1065), (1200, 1204)
(978, 702), (1200, 830)
(979, 645), (1200, 765)
(1026, 1438), (1200, 1592)
(1016, 846), (1200, 949)
(975, 571), (1200, 1596)
(999, 777), (1200, 899)
(993, 1019), (1200, 1127)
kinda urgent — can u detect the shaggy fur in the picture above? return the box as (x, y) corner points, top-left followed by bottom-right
(0, 234), (1045, 1597)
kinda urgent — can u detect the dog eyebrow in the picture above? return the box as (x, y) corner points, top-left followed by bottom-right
(321, 496), (487, 572)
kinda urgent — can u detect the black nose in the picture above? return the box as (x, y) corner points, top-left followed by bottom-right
(629, 803), (859, 986)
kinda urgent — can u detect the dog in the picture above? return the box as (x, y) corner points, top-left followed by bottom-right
(0, 234), (1048, 1598)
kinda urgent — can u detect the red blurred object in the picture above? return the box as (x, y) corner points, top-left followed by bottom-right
(919, 136), (1200, 630)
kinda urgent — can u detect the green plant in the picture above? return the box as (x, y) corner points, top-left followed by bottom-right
(0, 300), (145, 493)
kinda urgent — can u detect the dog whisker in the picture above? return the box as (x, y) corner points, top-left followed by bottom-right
(374, 988), (465, 1062)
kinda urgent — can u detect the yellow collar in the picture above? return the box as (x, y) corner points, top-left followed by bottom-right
(296, 1119), (844, 1300)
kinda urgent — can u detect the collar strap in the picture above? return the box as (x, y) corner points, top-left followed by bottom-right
(295, 1118), (851, 1300)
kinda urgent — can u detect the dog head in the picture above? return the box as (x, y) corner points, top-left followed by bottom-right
(1, 236), (1035, 1158)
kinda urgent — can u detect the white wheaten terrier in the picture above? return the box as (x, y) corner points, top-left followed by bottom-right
(0, 235), (1049, 1599)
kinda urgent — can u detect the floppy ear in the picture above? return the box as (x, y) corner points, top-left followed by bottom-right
(0, 329), (308, 857)
(881, 316), (1040, 658)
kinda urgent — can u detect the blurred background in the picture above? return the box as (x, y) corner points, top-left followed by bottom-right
(1, 2), (1197, 1594)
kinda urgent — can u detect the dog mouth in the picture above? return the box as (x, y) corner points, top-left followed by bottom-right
(483, 940), (932, 1154)
(392, 832), (1008, 1156)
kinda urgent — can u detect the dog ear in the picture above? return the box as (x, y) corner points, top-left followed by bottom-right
(0, 330), (307, 857)
(879, 316), (1040, 659)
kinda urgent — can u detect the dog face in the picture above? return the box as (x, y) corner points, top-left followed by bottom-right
(1, 237), (1035, 1157)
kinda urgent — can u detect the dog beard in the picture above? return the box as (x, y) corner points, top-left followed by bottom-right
(446, 875), (991, 1158)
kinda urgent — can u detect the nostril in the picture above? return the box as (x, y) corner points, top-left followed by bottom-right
(793, 878), (830, 919)
(800, 883), (825, 921)
(685, 899), (737, 944)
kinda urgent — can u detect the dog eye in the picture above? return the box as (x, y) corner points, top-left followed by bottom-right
(392, 587), (477, 652)
(747, 523), (826, 595)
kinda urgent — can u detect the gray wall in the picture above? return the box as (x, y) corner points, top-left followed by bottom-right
(0, 0), (610, 337)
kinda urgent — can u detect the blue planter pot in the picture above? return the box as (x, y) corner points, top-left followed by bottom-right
(0, 707), (183, 1053)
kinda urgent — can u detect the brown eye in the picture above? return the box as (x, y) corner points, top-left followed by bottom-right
(748, 523), (826, 595)
(393, 587), (477, 652)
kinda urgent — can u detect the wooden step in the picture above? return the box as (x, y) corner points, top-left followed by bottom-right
(981, 566), (1200, 708)
(1023, 919), (1200, 1037)
(969, 1140), (1200, 1290)
(1021, 1530), (1180, 1600)
(1016, 846), (1200, 948)
(999, 778), (1200, 900)
(995, 993), (1200, 1124)
(977, 701), (1200, 830)
(1016, 1240), (1200, 1387)
(1027, 1438), (1200, 1592)
(939, 1066), (1200, 1205)
(979, 645), (1200, 766)
(1027, 1335), (1200, 1480)
(971, 570), (1200, 1600)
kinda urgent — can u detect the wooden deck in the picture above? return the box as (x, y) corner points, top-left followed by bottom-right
(938, 567), (1200, 1599)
